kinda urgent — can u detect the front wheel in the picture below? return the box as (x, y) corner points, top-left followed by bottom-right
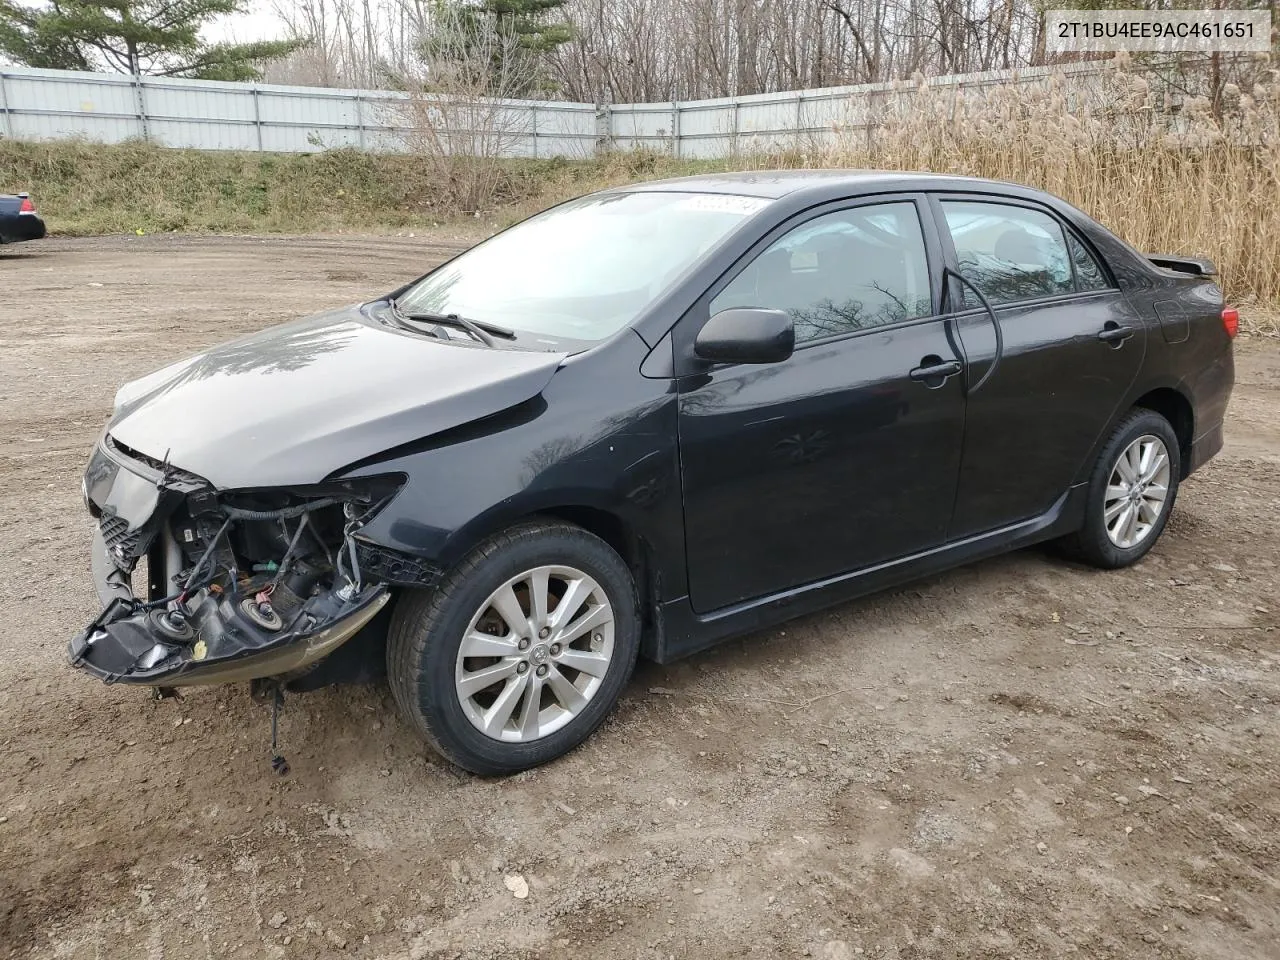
(387, 520), (640, 775)
(1059, 408), (1181, 569)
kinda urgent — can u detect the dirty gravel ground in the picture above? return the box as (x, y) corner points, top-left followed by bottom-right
(1, 235), (1277, 960)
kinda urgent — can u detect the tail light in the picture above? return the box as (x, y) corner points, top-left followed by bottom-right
(18, 196), (36, 214)
(1221, 306), (1239, 339)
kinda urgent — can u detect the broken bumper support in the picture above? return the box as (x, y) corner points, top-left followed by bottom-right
(70, 530), (390, 686)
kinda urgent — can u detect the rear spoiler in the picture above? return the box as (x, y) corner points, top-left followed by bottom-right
(1147, 254), (1218, 277)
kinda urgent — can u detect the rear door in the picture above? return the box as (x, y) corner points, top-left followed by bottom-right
(930, 194), (1146, 539)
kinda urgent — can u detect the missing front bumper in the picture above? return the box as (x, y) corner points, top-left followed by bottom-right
(69, 577), (390, 686)
(71, 436), (420, 688)
(75, 527), (390, 686)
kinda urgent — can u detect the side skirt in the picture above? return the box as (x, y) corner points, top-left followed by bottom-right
(651, 484), (1088, 664)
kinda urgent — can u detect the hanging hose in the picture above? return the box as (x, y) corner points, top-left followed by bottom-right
(344, 527), (362, 592)
(269, 513), (311, 589)
(178, 515), (233, 602)
(333, 496), (391, 597)
(269, 682), (289, 776)
(942, 265), (1005, 397)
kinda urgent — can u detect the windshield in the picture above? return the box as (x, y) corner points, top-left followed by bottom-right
(395, 191), (770, 343)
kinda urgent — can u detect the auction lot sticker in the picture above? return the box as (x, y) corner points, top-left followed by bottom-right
(1046, 9), (1271, 52)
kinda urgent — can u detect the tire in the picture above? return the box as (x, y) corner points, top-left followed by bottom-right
(387, 519), (640, 775)
(1058, 408), (1181, 569)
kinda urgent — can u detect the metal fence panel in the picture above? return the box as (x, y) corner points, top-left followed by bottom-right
(3, 68), (142, 142)
(609, 103), (678, 153)
(0, 63), (1106, 159)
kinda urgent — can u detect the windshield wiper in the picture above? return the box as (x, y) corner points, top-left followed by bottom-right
(387, 298), (515, 346)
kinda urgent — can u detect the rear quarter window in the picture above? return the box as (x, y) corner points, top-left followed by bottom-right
(1067, 232), (1111, 291)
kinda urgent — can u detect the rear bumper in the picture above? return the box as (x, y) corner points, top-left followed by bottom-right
(0, 213), (46, 244)
(1185, 343), (1234, 478)
(1188, 421), (1224, 476)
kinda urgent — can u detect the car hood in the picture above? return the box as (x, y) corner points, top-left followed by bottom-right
(108, 305), (567, 488)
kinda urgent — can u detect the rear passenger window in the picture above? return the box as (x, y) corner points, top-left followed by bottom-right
(711, 202), (932, 344)
(942, 201), (1073, 306)
(1068, 232), (1110, 291)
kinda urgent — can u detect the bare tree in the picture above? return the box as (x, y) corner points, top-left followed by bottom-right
(546, 0), (1050, 102)
(265, 0), (428, 87)
(391, 5), (542, 212)
(259, 0), (1268, 115)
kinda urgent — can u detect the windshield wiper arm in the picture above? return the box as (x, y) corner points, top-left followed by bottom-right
(388, 299), (515, 345)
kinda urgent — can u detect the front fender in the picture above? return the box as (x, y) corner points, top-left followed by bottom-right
(342, 336), (689, 601)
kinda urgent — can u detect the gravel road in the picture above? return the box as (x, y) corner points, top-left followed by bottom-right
(2, 235), (1277, 960)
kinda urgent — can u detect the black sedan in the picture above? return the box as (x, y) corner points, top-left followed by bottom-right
(0, 192), (46, 246)
(70, 171), (1236, 774)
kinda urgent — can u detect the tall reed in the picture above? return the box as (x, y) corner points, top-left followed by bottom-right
(786, 57), (1280, 309)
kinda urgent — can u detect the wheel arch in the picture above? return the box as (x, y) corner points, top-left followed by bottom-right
(1075, 381), (1197, 488)
(1131, 386), (1195, 479)
(442, 500), (665, 660)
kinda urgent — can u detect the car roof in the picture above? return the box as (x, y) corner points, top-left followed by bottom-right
(617, 169), (1042, 201)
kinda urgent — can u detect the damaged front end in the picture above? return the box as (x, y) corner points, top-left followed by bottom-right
(70, 436), (429, 687)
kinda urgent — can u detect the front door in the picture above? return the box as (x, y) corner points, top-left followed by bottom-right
(931, 196), (1147, 538)
(676, 197), (968, 613)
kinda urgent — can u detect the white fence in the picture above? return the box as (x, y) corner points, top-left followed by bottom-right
(0, 66), (599, 156)
(0, 62), (1109, 160)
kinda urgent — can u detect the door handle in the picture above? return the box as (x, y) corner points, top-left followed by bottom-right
(1097, 322), (1136, 345)
(909, 357), (963, 385)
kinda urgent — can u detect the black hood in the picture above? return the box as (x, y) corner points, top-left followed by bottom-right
(108, 305), (566, 489)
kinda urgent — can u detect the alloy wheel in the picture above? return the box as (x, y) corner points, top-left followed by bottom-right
(1103, 434), (1171, 549)
(454, 565), (615, 742)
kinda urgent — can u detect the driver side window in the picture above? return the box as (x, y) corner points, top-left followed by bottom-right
(710, 202), (933, 345)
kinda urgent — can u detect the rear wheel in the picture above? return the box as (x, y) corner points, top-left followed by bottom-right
(387, 520), (639, 775)
(1059, 408), (1181, 568)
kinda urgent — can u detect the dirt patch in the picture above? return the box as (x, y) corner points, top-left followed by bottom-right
(2, 235), (1278, 959)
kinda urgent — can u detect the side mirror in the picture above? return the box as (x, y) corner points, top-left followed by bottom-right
(694, 308), (795, 365)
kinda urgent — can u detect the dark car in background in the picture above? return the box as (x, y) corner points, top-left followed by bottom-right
(69, 171), (1236, 775)
(0, 192), (46, 246)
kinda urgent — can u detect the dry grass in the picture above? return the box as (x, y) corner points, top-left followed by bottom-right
(0, 137), (717, 240)
(789, 57), (1280, 316)
(0, 139), (577, 235)
(1241, 303), (1280, 339)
